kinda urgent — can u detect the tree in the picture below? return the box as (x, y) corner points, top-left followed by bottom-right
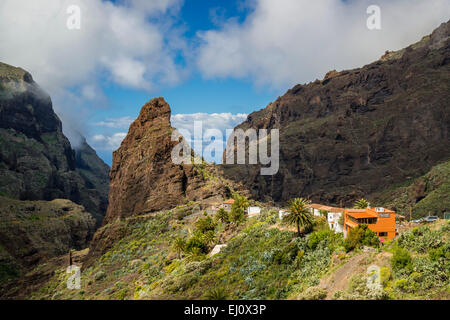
(195, 216), (217, 233)
(202, 230), (216, 246)
(229, 194), (249, 225)
(284, 198), (313, 237)
(215, 208), (229, 224)
(344, 224), (379, 252)
(229, 207), (245, 225)
(354, 198), (370, 209)
(231, 194), (249, 213)
(172, 237), (186, 259)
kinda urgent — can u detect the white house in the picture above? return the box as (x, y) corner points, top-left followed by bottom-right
(247, 206), (261, 217)
(308, 203), (344, 233)
(279, 209), (289, 220)
(327, 210), (344, 233)
(222, 199), (234, 212)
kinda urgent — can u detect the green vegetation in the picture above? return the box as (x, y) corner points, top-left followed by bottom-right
(283, 198), (313, 237)
(6, 199), (447, 300)
(376, 160), (450, 219)
(343, 224), (379, 252)
(353, 198), (370, 209)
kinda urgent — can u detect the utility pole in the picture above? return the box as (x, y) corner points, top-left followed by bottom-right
(409, 206), (412, 221)
(68, 249), (73, 266)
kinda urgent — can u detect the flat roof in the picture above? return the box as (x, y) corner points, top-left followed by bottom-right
(346, 210), (378, 218)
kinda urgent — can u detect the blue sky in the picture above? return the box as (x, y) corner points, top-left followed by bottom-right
(0, 0), (448, 165)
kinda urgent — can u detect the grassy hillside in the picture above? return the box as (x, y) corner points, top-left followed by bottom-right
(374, 160), (450, 219)
(19, 204), (448, 300)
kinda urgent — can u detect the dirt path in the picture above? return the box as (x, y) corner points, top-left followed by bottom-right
(319, 252), (369, 299)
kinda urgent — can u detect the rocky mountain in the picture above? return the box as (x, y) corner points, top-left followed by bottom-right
(221, 21), (450, 209)
(0, 62), (110, 225)
(103, 97), (234, 224)
(85, 97), (241, 265)
(375, 159), (449, 219)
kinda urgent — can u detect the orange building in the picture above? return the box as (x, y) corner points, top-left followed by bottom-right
(344, 207), (396, 240)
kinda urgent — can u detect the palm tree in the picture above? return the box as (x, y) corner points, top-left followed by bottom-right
(202, 230), (216, 247)
(172, 237), (186, 259)
(232, 194), (250, 212)
(354, 198), (370, 209)
(284, 198), (313, 237)
(215, 208), (229, 223)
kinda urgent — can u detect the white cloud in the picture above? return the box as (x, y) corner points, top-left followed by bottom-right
(171, 112), (248, 139)
(0, 0), (186, 146)
(94, 116), (134, 129)
(197, 0), (450, 88)
(90, 132), (127, 151)
(91, 112), (248, 162)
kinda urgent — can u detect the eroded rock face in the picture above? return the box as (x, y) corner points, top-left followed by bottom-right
(0, 196), (96, 276)
(0, 62), (109, 225)
(103, 97), (231, 224)
(221, 21), (450, 206)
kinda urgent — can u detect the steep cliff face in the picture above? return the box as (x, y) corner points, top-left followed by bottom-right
(0, 62), (109, 224)
(103, 97), (232, 224)
(221, 21), (450, 207)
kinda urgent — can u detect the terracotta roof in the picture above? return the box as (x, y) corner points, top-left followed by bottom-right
(309, 203), (344, 212)
(223, 199), (235, 204)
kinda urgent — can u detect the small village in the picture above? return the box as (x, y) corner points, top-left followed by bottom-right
(195, 196), (444, 257)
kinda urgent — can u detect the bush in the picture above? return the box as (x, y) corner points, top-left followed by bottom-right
(185, 233), (208, 254)
(195, 216), (216, 234)
(229, 208), (246, 225)
(205, 287), (229, 300)
(298, 286), (327, 300)
(307, 229), (340, 250)
(215, 208), (229, 224)
(391, 247), (412, 271)
(344, 224), (379, 252)
(428, 243), (449, 261)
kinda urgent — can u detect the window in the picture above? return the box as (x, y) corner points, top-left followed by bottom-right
(379, 232), (388, 237)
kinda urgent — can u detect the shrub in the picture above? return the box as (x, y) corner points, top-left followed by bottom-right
(428, 243), (449, 261)
(298, 286), (327, 300)
(195, 216), (216, 234)
(344, 224), (379, 252)
(229, 208), (246, 225)
(205, 287), (229, 300)
(185, 233), (208, 254)
(215, 208), (229, 224)
(308, 229), (335, 250)
(391, 247), (412, 271)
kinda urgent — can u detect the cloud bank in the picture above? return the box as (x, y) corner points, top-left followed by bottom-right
(197, 0), (450, 88)
(0, 0), (186, 146)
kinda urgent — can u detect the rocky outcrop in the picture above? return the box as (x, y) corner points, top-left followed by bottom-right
(103, 97), (232, 224)
(221, 21), (450, 206)
(85, 98), (240, 266)
(0, 196), (96, 285)
(0, 62), (109, 225)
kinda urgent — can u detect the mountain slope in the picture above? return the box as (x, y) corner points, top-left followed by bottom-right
(0, 62), (109, 224)
(374, 159), (450, 219)
(0, 196), (95, 287)
(220, 21), (450, 208)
